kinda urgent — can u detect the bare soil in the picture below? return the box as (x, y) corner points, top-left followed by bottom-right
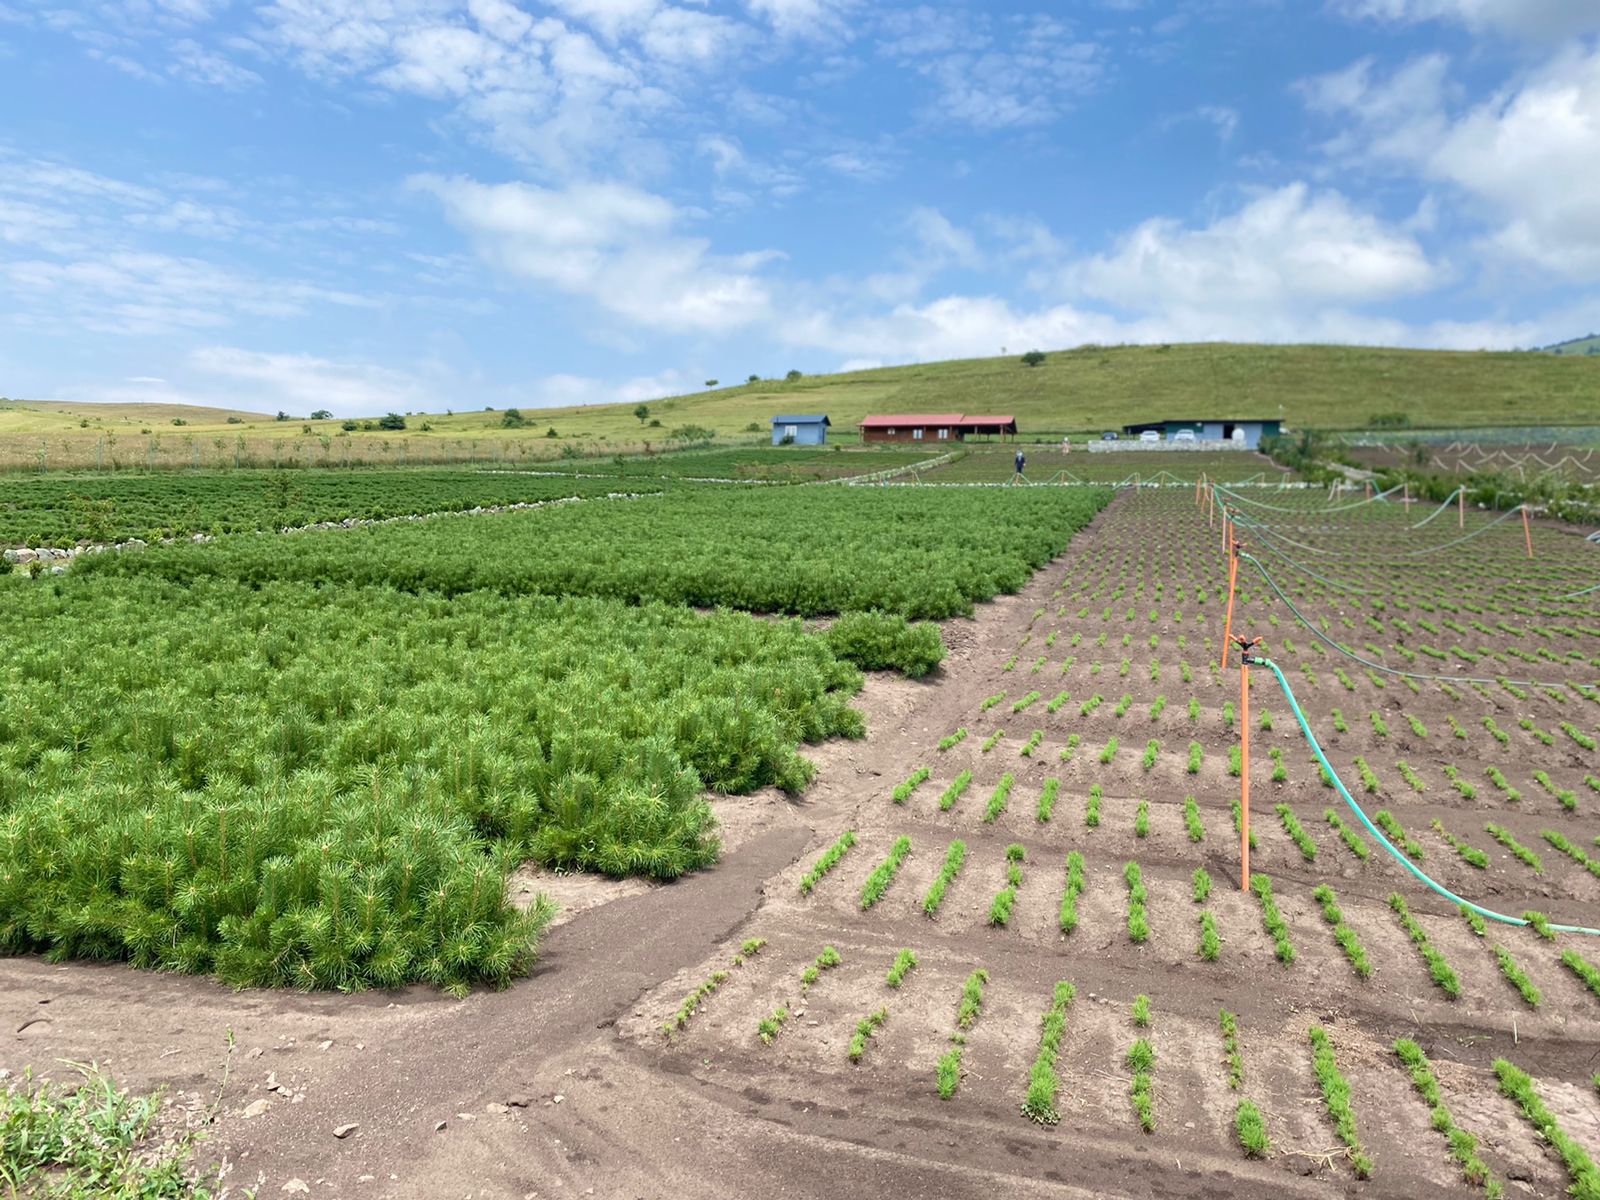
(5, 489), (1600, 1199)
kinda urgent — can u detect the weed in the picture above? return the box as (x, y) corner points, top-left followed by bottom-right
(1275, 804), (1317, 861)
(1183, 795), (1205, 842)
(1308, 1026), (1373, 1178)
(1020, 981), (1076, 1125)
(922, 840), (968, 917)
(939, 771), (974, 812)
(800, 830), (858, 894)
(892, 767), (931, 805)
(886, 949), (918, 988)
(1249, 874), (1295, 965)
(1388, 893), (1461, 998)
(860, 836), (913, 909)
(847, 1007), (888, 1062)
(1495, 1058), (1600, 1198)
(1036, 778), (1061, 823)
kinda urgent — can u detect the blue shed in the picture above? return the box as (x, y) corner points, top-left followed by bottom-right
(771, 414), (830, 446)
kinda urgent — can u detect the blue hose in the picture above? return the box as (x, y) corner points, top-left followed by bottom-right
(1253, 653), (1600, 936)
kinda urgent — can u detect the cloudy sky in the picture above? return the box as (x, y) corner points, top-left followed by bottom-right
(2, 0), (1598, 415)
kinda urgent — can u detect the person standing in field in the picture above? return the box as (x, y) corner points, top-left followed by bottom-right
(1014, 449), (1026, 476)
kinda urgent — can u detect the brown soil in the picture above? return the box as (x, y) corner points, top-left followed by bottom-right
(5, 489), (1600, 1199)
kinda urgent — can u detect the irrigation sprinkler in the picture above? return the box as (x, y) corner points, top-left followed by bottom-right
(1233, 634), (1264, 891)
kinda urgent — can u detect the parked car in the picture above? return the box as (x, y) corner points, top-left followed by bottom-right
(1101, 431), (1118, 441)
(1138, 430), (1161, 443)
(1173, 429), (1197, 442)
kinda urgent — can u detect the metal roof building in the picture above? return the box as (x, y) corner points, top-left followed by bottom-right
(770, 414), (831, 445)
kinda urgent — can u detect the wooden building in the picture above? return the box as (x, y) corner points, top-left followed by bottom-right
(857, 414), (1018, 444)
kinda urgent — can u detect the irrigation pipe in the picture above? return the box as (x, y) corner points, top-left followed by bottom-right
(1408, 487), (1464, 529)
(1237, 551), (1598, 690)
(1217, 482), (1404, 514)
(1250, 653), (1600, 936)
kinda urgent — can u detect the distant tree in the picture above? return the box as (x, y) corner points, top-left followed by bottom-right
(747, 374), (760, 383)
(704, 379), (719, 388)
(341, 420), (359, 432)
(634, 403), (650, 424)
(171, 417), (187, 426)
(275, 410), (291, 421)
(226, 416), (244, 425)
(377, 412), (407, 431)
(744, 421), (761, 432)
(785, 369), (802, 381)
(501, 408), (528, 428)
(310, 409), (333, 420)
(1021, 350), (1047, 367)
(648, 418), (661, 427)
(546, 426), (559, 438)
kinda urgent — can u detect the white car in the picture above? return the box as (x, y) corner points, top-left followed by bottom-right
(1138, 430), (1161, 442)
(1173, 429), (1196, 442)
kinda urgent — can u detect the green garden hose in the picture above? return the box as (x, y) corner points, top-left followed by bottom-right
(1252, 653), (1600, 937)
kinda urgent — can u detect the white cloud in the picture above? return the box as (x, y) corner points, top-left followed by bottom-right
(187, 346), (429, 414)
(879, 9), (1105, 129)
(744, 0), (855, 39)
(169, 37), (262, 87)
(412, 173), (775, 333)
(1305, 47), (1600, 279)
(1068, 183), (1440, 314)
(1330, 0), (1600, 40)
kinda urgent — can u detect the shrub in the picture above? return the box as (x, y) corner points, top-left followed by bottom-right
(825, 611), (946, 677)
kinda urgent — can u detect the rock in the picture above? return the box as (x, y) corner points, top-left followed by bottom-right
(282, 1180), (311, 1194)
(319, 1040), (332, 1052)
(242, 1099), (272, 1119)
(434, 1120), (448, 1132)
(486, 1102), (509, 1115)
(552, 1094), (564, 1105)
(334, 1123), (359, 1139)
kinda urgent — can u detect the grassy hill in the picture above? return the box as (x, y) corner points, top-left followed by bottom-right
(3, 343), (1597, 470)
(1542, 334), (1600, 357)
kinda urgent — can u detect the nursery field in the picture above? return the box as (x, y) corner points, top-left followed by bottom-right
(4, 474), (1600, 1199)
(918, 447), (1299, 485)
(0, 468), (644, 548)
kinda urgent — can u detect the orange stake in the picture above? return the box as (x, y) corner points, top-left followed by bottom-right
(1239, 649), (1251, 891)
(1522, 505), (1534, 558)
(1220, 540), (1239, 671)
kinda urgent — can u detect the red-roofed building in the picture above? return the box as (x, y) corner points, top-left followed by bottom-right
(857, 413), (1018, 444)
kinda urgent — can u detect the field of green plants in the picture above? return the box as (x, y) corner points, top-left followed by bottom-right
(0, 480), (1112, 995)
(80, 486), (1111, 619)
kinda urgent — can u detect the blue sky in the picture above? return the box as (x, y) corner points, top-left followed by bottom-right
(2, 0), (1598, 415)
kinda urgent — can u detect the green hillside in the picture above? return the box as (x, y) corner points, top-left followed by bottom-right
(1542, 334), (1600, 357)
(4, 344), (1598, 461)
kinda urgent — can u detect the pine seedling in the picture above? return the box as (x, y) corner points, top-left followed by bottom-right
(800, 830), (858, 894)
(983, 773), (1016, 822)
(1309, 1026), (1373, 1178)
(1126, 1036), (1156, 1133)
(1085, 783), (1102, 828)
(1325, 809), (1369, 860)
(1394, 1040), (1501, 1196)
(1020, 981), (1076, 1125)
(847, 1007), (888, 1062)
(1388, 893), (1461, 998)
(892, 767), (931, 804)
(1125, 861), (1150, 944)
(1249, 874), (1294, 964)
(938, 727), (968, 751)
(886, 949), (918, 988)
(981, 729), (1005, 753)
(1485, 824), (1541, 873)
(922, 840), (968, 917)
(1312, 884), (1371, 979)
(1058, 732), (1081, 763)
(860, 836), (912, 909)
(1059, 851), (1087, 934)
(1134, 799), (1150, 838)
(1198, 911), (1220, 961)
(1495, 1059), (1600, 1198)
(1183, 795), (1204, 842)
(1275, 804), (1316, 861)
(1192, 866), (1212, 903)
(939, 771), (973, 812)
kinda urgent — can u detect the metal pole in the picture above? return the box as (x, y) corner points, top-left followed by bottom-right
(1240, 653), (1251, 891)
